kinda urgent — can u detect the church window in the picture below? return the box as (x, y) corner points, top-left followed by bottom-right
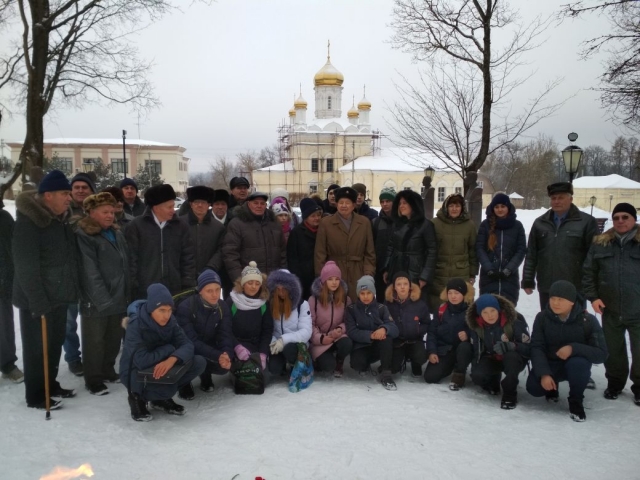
(455, 187), (462, 194)
(438, 187), (446, 202)
(328, 96), (332, 110)
(326, 158), (334, 172)
(311, 158), (319, 172)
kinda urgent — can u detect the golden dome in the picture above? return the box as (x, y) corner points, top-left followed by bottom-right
(294, 94), (307, 109)
(357, 95), (371, 111)
(288, 107), (296, 117)
(347, 101), (359, 118)
(314, 57), (344, 87)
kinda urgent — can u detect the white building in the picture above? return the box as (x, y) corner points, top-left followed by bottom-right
(572, 174), (640, 211)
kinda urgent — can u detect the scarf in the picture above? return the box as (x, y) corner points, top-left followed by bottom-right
(304, 221), (318, 233)
(229, 290), (267, 311)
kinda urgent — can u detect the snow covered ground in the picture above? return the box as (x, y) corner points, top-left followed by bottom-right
(1, 201), (639, 480)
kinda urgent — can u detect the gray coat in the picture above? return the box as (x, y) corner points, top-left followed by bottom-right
(583, 226), (640, 319)
(75, 216), (131, 317)
(180, 210), (225, 275)
(522, 204), (597, 293)
(12, 191), (79, 315)
(222, 204), (286, 282)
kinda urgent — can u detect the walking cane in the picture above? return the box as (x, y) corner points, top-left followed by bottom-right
(41, 315), (51, 420)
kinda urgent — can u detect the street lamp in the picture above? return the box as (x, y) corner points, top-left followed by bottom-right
(122, 129), (128, 178)
(609, 193), (614, 211)
(589, 195), (597, 216)
(562, 132), (583, 184)
(422, 165), (436, 219)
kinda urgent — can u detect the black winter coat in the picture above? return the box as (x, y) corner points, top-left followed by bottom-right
(123, 196), (146, 217)
(476, 207), (527, 304)
(75, 217), (131, 317)
(426, 301), (470, 356)
(0, 208), (14, 300)
(466, 295), (531, 363)
(385, 190), (438, 285)
(345, 299), (399, 351)
(180, 210), (225, 276)
(372, 210), (394, 275)
(287, 222), (317, 300)
(119, 300), (194, 388)
(176, 294), (234, 362)
(582, 227), (640, 319)
(222, 204), (287, 282)
(226, 286), (273, 355)
(384, 283), (429, 345)
(321, 199), (337, 216)
(522, 205), (597, 293)
(529, 302), (608, 377)
(357, 202), (378, 221)
(12, 191), (79, 315)
(125, 208), (196, 299)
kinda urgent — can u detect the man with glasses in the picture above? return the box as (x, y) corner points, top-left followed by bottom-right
(583, 203), (640, 405)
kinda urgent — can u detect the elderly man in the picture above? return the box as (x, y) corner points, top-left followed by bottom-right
(180, 186), (225, 276)
(13, 170), (80, 409)
(125, 184), (195, 299)
(69, 172), (96, 217)
(120, 178), (145, 217)
(212, 189), (231, 226)
(583, 203), (640, 405)
(228, 177), (250, 212)
(351, 183), (378, 221)
(222, 191), (286, 283)
(522, 182), (598, 309)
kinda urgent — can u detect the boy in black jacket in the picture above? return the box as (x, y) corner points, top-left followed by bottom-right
(526, 280), (608, 422)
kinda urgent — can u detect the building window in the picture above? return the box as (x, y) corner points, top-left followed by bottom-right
(404, 186), (412, 190)
(145, 159), (162, 175)
(111, 158), (126, 174)
(438, 187), (446, 202)
(326, 158), (334, 172)
(328, 96), (332, 110)
(310, 185), (318, 194)
(57, 157), (72, 174)
(311, 158), (318, 173)
(455, 186), (462, 195)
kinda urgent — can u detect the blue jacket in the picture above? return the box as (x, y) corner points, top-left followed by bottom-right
(426, 301), (470, 356)
(176, 294), (234, 362)
(476, 206), (526, 304)
(384, 283), (429, 345)
(530, 301), (608, 377)
(346, 299), (399, 350)
(119, 300), (194, 388)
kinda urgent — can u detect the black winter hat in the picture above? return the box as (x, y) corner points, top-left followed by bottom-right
(71, 172), (97, 194)
(446, 277), (468, 296)
(612, 202), (637, 220)
(187, 185), (214, 203)
(326, 184), (340, 198)
(213, 189), (230, 205)
(144, 184), (176, 207)
(101, 186), (125, 204)
(230, 176), (250, 189)
(38, 169), (71, 194)
(547, 182), (573, 196)
(549, 280), (577, 303)
(300, 197), (323, 220)
(120, 177), (139, 192)
(392, 271), (411, 284)
(334, 186), (358, 204)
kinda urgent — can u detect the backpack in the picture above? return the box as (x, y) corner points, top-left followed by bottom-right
(288, 343), (314, 393)
(231, 354), (265, 395)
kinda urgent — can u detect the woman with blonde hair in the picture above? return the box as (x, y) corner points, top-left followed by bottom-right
(266, 269), (312, 376)
(308, 261), (352, 377)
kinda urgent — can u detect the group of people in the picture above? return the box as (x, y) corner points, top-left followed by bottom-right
(0, 169), (637, 424)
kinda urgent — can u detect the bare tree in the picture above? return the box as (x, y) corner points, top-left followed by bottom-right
(258, 144), (279, 168)
(562, 1), (640, 130)
(209, 155), (237, 190)
(0, 0), (197, 199)
(389, 0), (562, 181)
(581, 145), (611, 176)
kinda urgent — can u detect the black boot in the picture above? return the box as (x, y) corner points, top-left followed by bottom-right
(150, 398), (186, 416)
(199, 374), (214, 392)
(178, 382), (195, 400)
(568, 397), (586, 422)
(128, 394), (152, 422)
(500, 392), (517, 410)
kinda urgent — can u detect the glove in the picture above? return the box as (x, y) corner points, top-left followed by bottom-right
(234, 344), (250, 361)
(493, 341), (516, 355)
(487, 270), (499, 279)
(260, 353), (267, 370)
(270, 338), (284, 355)
(501, 269), (512, 278)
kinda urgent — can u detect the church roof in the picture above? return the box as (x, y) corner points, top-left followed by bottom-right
(338, 147), (451, 172)
(572, 174), (640, 189)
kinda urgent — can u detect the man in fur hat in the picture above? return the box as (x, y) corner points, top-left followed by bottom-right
(125, 184), (195, 299)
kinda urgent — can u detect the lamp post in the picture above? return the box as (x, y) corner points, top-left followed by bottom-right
(562, 133), (583, 184)
(122, 129), (128, 178)
(589, 195), (597, 216)
(422, 166), (436, 219)
(609, 193), (614, 211)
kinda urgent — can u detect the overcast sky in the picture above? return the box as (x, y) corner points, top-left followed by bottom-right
(0, 0), (621, 173)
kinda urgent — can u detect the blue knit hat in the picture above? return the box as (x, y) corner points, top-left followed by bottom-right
(145, 283), (174, 313)
(197, 269), (221, 291)
(120, 177), (139, 191)
(475, 294), (500, 315)
(300, 197), (323, 219)
(38, 169), (71, 194)
(489, 193), (511, 210)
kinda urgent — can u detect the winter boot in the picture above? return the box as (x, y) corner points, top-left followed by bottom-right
(199, 374), (214, 392)
(2, 367), (24, 383)
(128, 393), (152, 422)
(604, 388), (621, 400)
(380, 371), (397, 391)
(68, 360), (84, 377)
(568, 397), (586, 422)
(411, 362), (423, 378)
(586, 377), (596, 390)
(87, 383), (109, 396)
(449, 372), (466, 391)
(50, 385), (76, 399)
(150, 398), (186, 416)
(28, 398), (62, 410)
(483, 376), (501, 395)
(178, 382), (195, 401)
(500, 392), (518, 410)
(634, 392), (640, 406)
(333, 360), (344, 378)
(545, 390), (559, 403)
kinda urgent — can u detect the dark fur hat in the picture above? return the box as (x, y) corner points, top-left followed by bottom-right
(547, 182), (573, 196)
(392, 189), (425, 221)
(213, 189), (230, 205)
(101, 186), (125, 204)
(144, 184), (176, 207)
(334, 186), (358, 204)
(187, 185), (214, 203)
(266, 269), (303, 307)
